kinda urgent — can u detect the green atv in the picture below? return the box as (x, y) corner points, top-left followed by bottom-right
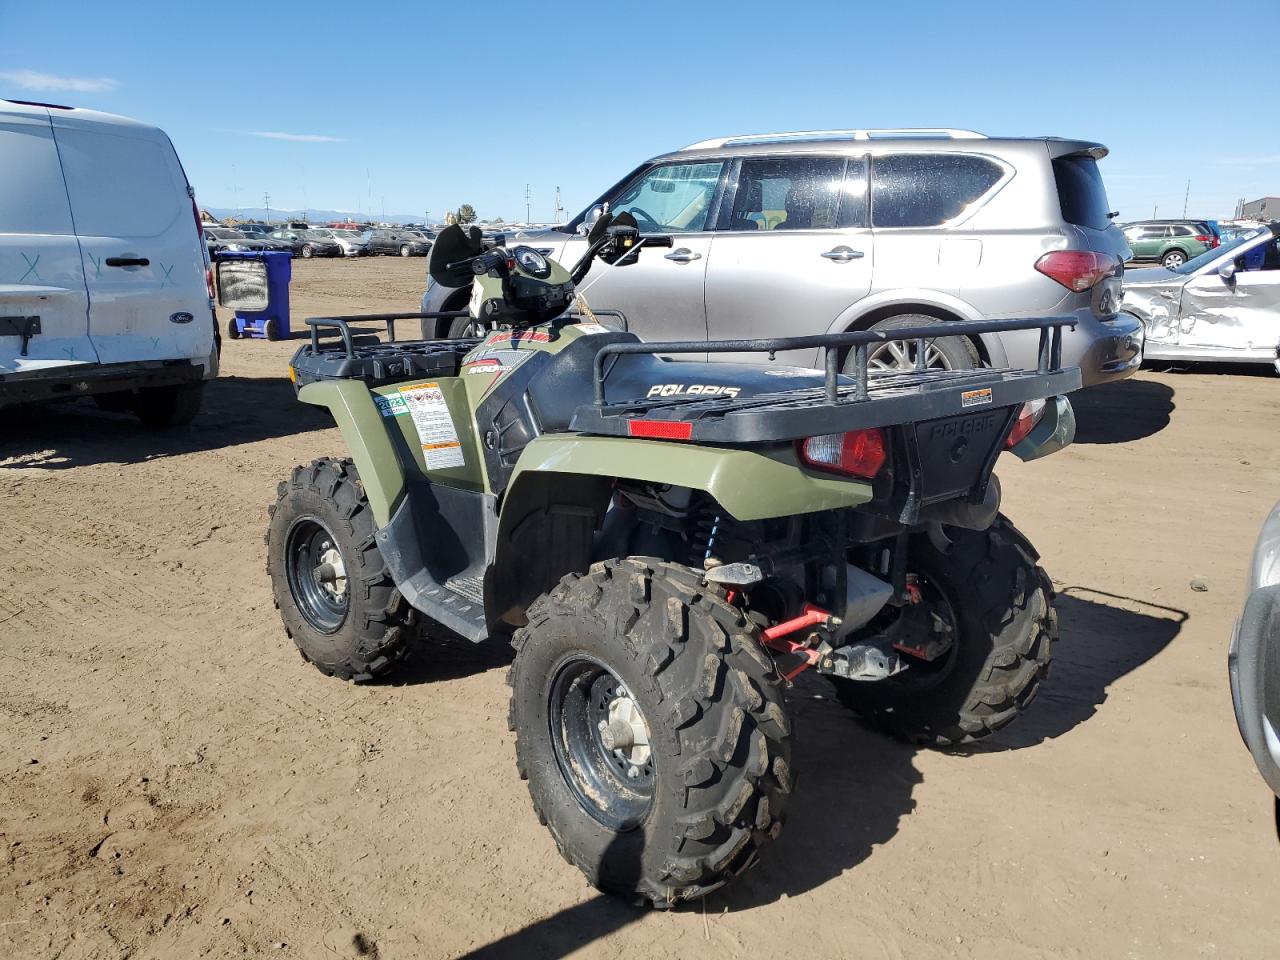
(267, 214), (1077, 906)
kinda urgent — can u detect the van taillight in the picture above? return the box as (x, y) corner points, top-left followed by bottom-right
(191, 195), (215, 300)
(1034, 251), (1119, 292)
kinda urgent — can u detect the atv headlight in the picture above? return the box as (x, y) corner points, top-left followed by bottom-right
(513, 245), (550, 279)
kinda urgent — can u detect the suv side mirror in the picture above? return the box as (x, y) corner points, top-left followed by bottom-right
(578, 206), (604, 236)
(1218, 261), (1237, 282)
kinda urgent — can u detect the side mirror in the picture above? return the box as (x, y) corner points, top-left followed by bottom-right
(1218, 261), (1237, 282)
(578, 206), (605, 236)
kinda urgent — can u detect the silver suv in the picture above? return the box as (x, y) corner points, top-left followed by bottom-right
(421, 128), (1142, 386)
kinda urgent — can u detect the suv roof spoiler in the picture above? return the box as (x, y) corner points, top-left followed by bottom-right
(681, 128), (987, 150)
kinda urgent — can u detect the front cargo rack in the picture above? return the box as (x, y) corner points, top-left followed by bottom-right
(572, 317), (1081, 443)
(295, 312), (478, 385)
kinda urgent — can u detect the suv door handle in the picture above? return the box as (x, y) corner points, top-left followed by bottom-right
(105, 257), (150, 268)
(664, 249), (702, 263)
(821, 247), (864, 262)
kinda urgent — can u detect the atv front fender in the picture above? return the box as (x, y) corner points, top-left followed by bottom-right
(296, 380), (405, 525)
(508, 435), (873, 521)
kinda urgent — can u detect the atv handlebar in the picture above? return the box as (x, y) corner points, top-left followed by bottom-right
(591, 316), (1078, 406)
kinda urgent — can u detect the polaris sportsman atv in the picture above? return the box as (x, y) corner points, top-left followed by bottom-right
(267, 213), (1078, 906)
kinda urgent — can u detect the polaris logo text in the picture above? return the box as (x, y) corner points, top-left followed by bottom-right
(927, 413), (999, 442)
(646, 384), (741, 400)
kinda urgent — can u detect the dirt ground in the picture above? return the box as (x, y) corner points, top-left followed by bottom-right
(2, 256), (1278, 959)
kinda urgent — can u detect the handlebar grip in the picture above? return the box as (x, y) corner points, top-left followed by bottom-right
(644, 235), (674, 249)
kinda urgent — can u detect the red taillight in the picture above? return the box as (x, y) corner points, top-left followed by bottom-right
(799, 428), (887, 479)
(191, 194), (215, 300)
(1034, 251), (1119, 292)
(627, 419), (693, 441)
(1197, 234), (1219, 248)
(1005, 399), (1047, 449)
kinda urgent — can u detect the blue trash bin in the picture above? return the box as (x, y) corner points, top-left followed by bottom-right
(215, 250), (293, 341)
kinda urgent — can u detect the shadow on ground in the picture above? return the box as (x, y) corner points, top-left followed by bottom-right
(0, 376), (330, 469)
(1073, 378), (1176, 444)
(453, 589), (1186, 958)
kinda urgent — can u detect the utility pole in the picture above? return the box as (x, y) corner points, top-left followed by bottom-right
(1152, 203), (1158, 219)
(381, 196), (385, 222)
(264, 192), (271, 224)
(525, 184), (532, 224)
(554, 186), (564, 224)
(1182, 179), (1190, 218)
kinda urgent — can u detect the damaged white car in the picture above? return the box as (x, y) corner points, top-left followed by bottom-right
(1122, 224), (1280, 372)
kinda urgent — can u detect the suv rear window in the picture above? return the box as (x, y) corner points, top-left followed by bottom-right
(871, 154), (1003, 228)
(1053, 156), (1112, 231)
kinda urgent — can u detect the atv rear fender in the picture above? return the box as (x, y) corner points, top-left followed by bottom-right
(506, 435), (874, 522)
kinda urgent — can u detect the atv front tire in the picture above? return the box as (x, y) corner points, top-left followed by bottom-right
(831, 516), (1056, 746)
(508, 558), (792, 906)
(266, 458), (413, 681)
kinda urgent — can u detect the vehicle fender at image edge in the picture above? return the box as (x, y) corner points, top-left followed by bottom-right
(508, 434), (874, 521)
(1229, 583), (1280, 797)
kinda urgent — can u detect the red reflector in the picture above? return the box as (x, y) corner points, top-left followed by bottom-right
(799, 428), (887, 479)
(1034, 250), (1118, 292)
(627, 419), (693, 440)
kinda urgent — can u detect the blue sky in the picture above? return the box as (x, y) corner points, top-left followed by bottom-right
(3, 0), (1278, 222)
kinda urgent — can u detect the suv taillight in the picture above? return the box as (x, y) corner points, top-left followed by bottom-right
(1034, 251), (1119, 292)
(1196, 234), (1218, 248)
(799, 429), (887, 479)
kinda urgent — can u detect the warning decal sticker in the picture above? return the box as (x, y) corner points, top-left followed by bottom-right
(398, 382), (466, 470)
(960, 387), (993, 408)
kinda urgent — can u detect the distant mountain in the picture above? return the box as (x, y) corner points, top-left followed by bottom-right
(205, 206), (425, 225)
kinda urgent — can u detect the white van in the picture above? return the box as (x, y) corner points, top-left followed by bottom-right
(0, 99), (217, 426)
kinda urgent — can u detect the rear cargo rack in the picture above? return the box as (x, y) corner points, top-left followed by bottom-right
(574, 317), (1080, 443)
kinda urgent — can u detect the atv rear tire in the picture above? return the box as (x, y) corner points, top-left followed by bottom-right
(831, 516), (1056, 746)
(132, 382), (204, 427)
(266, 458), (413, 681)
(508, 558), (792, 906)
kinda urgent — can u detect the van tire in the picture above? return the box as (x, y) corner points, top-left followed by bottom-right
(855, 314), (980, 373)
(132, 382), (205, 428)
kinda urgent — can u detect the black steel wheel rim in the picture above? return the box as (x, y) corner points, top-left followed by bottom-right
(549, 656), (655, 831)
(285, 517), (349, 633)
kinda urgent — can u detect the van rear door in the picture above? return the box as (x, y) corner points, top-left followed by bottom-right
(50, 112), (210, 368)
(0, 104), (98, 374)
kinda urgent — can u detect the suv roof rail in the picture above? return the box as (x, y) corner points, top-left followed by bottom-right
(681, 128), (987, 150)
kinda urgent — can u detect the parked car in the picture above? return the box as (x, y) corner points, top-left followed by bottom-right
(0, 98), (217, 425)
(1121, 220), (1217, 269)
(204, 228), (292, 257)
(420, 128), (1142, 386)
(314, 228), (369, 257)
(1230, 499), (1280, 809)
(235, 223), (274, 239)
(1121, 223), (1280, 370)
(268, 229), (342, 258)
(365, 228), (430, 257)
